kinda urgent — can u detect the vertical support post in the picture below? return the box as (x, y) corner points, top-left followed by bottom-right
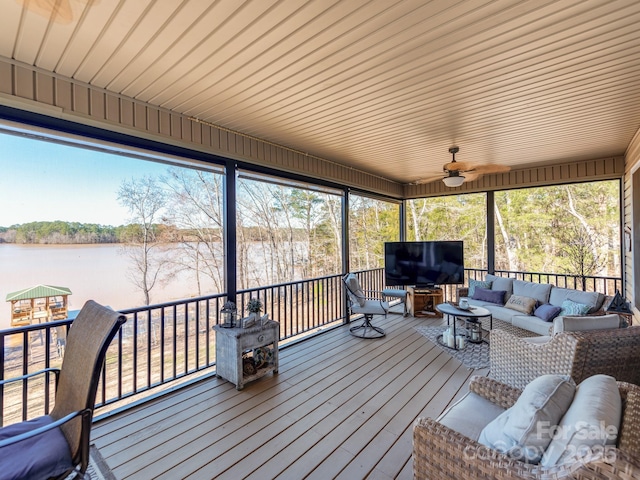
(486, 190), (495, 275)
(224, 161), (237, 301)
(399, 199), (406, 241)
(342, 190), (350, 324)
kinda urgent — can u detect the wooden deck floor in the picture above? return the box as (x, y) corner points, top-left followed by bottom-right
(91, 310), (487, 480)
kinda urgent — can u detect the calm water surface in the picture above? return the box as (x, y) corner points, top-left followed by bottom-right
(0, 244), (215, 329)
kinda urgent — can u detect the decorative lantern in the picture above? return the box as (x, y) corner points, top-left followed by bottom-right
(466, 319), (482, 343)
(220, 301), (238, 328)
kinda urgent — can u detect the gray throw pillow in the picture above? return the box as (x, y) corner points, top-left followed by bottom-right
(478, 374), (575, 464)
(541, 375), (621, 467)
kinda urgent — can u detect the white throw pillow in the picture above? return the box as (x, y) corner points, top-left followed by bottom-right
(541, 375), (621, 467)
(478, 374), (575, 464)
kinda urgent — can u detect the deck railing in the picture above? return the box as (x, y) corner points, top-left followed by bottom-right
(464, 268), (622, 295)
(0, 267), (622, 425)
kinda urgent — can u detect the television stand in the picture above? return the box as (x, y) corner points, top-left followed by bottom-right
(408, 286), (443, 318)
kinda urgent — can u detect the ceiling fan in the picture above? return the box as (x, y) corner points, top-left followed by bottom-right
(413, 147), (511, 187)
(15, 0), (98, 24)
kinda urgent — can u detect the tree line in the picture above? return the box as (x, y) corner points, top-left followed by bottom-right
(0, 221), (122, 244)
(406, 181), (620, 281)
(2, 163), (619, 306)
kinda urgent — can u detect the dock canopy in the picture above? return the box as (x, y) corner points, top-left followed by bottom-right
(6, 285), (72, 326)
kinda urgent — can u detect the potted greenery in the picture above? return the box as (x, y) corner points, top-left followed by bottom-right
(246, 297), (263, 316)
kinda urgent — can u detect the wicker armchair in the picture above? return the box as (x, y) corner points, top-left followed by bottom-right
(490, 326), (640, 390)
(413, 376), (640, 479)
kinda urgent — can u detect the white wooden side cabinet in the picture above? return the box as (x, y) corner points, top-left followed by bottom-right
(214, 320), (279, 390)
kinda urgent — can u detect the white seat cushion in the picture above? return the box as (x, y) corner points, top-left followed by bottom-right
(351, 299), (389, 315)
(512, 315), (554, 336)
(437, 391), (505, 441)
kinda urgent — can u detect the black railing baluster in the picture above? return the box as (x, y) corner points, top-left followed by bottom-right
(160, 307), (166, 384)
(172, 304), (177, 380)
(0, 268), (627, 423)
(184, 304), (189, 375)
(146, 309), (152, 389)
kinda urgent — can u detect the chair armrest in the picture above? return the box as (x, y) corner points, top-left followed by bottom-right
(468, 375), (522, 410)
(413, 417), (640, 479)
(489, 329), (579, 390)
(0, 368), (60, 387)
(0, 408), (90, 448)
(413, 417), (541, 479)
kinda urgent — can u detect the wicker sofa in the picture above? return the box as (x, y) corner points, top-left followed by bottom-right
(457, 274), (611, 337)
(490, 326), (640, 390)
(413, 376), (640, 480)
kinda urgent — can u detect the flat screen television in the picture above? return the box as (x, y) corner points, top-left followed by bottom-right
(384, 241), (464, 288)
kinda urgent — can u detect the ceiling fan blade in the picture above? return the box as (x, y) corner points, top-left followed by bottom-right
(410, 174), (443, 185)
(462, 172), (481, 182)
(443, 161), (473, 172)
(471, 164), (511, 175)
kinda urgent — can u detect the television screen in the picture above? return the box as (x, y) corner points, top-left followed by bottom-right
(384, 241), (464, 287)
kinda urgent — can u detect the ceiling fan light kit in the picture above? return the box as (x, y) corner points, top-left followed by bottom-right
(442, 173), (465, 187)
(442, 146), (464, 187)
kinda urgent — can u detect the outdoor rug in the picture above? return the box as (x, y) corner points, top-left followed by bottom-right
(65, 444), (116, 480)
(415, 325), (490, 370)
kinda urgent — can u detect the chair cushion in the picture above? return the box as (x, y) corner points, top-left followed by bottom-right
(468, 279), (492, 298)
(0, 415), (73, 480)
(478, 374), (575, 464)
(512, 315), (554, 336)
(344, 274), (365, 307)
(552, 314), (621, 334)
(485, 274), (514, 301)
(351, 299), (389, 315)
(513, 280), (552, 305)
(541, 375), (621, 467)
(549, 287), (603, 313)
(436, 391), (505, 441)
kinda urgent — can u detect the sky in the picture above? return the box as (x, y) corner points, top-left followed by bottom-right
(0, 131), (170, 227)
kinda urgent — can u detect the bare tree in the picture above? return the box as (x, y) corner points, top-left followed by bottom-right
(162, 168), (224, 295)
(118, 176), (174, 305)
(558, 221), (606, 289)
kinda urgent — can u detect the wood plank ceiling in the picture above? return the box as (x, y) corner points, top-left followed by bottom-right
(2, 0), (640, 185)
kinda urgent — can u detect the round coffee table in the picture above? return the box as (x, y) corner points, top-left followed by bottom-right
(435, 303), (493, 349)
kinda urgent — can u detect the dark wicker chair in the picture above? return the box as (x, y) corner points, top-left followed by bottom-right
(413, 376), (640, 479)
(490, 326), (640, 390)
(0, 300), (126, 479)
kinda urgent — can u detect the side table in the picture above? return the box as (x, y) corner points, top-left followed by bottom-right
(407, 286), (444, 317)
(214, 320), (279, 390)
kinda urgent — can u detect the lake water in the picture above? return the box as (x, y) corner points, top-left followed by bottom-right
(0, 244), (215, 329)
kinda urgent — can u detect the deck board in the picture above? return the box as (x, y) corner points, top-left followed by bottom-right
(91, 311), (487, 479)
